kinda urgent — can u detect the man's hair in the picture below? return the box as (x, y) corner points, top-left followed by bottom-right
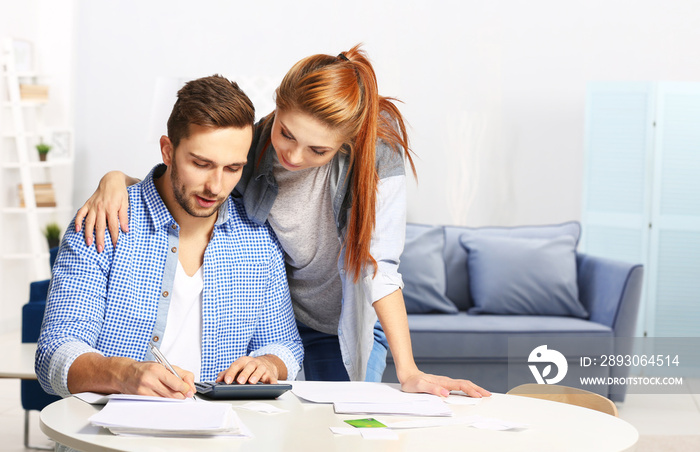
(167, 74), (255, 149)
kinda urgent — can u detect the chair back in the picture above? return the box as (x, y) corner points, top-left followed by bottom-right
(507, 383), (618, 417)
(21, 247), (62, 410)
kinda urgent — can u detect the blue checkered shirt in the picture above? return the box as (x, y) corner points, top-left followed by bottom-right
(36, 165), (303, 397)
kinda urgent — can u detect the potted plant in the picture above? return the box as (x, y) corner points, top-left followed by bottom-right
(42, 222), (62, 249)
(36, 142), (51, 161)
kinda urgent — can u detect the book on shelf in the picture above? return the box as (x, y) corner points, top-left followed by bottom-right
(17, 182), (56, 207)
(19, 84), (49, 101)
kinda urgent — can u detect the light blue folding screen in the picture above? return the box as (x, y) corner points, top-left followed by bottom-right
(583, 81), (700, 341)
(651, 83), (700, 338)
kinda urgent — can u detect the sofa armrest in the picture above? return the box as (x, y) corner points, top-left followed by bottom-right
(576, 253), (644, 336)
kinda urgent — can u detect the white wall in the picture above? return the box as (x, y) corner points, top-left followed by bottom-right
(71, 0), (700, 228)
(3, 0), (700, 335)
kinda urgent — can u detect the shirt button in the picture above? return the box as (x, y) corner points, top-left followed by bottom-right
(171, 247), (177, 253)
(153, 336), (159, 342)
(162, 291), (169, 297)
(171, 224), (177, 229)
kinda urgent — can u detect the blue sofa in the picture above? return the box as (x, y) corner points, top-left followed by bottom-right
(382, 222), (643, 402)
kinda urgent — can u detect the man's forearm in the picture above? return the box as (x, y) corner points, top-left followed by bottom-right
(67, 353), (131, 394)
(67, 353), (195, 398)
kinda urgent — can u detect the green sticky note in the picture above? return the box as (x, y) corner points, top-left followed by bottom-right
(344, 418), (387, 428)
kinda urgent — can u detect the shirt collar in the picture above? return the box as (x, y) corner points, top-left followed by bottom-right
(255, 141), (278, 186)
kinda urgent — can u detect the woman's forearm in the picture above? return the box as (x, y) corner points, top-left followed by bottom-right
(373, 289), (420, 382)
(124, 174), (140, 187)
(100, 170), (139, 188)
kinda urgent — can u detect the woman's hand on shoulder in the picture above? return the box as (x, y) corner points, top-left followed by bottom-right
(75, 171), (133, 252)
(400, 371), (491, 398)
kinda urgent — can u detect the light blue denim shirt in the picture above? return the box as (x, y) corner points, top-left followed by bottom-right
(37, 165), (303, 397)
(235, 120), (407, 381)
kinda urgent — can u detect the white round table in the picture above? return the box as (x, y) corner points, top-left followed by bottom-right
(40, 387), (638, 452)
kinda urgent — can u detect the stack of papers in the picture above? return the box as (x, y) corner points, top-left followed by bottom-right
(88, 398), (249, 437)
(291, 381), (454, 417)
(292, 381), (415, 403)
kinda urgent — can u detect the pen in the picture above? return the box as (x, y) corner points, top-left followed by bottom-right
(149, 343), (197, 400)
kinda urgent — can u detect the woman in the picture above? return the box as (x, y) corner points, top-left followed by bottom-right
(77, 45), (490, 398)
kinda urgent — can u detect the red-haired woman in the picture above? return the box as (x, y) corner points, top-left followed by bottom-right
(76, 45), (490, 398)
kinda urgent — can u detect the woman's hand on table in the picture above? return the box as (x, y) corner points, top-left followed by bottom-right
(400, 371), (491, 398)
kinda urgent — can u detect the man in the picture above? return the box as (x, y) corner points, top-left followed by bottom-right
(36, 75), (303, 399)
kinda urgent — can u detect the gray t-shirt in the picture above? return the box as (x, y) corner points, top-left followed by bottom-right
(268, 153), (343, 335)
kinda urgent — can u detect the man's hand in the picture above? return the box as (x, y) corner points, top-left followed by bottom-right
(216, 355), (286, 385)
(67, 354), (195, 399)
(399, 370), (492, 398)
(117, 361), (196, 399)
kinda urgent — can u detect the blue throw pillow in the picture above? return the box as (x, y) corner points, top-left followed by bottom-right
(443, 221), (582, 311)
(399, 225), (459, 314)
(459, 234), (588, 318)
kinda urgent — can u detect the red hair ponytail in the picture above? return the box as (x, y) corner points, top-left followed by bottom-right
(275, 44), (415, 282)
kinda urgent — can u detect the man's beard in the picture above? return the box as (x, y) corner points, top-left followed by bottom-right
(170, 162), (225, 218)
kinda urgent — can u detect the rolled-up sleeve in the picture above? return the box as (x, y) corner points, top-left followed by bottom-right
(365, 172), (407, 304)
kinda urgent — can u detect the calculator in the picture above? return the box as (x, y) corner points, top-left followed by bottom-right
(194, 381), (292, 400)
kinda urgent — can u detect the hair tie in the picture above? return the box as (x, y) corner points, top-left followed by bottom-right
(337, 53), (349, 62)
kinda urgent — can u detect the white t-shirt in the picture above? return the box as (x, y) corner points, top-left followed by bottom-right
(159, 260), (203, 381)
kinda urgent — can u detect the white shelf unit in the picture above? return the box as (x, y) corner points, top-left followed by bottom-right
(1, 37), (74, 307)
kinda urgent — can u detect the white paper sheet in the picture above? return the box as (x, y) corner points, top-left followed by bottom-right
(74, 392), (110, 404)
(385, 415), (527, 431)
(89, 399), (250, 437)
(333, 399), (453, 417)
(329, 427), (398, 440)
(359, 428), (399, 440)
(74, 392), (190, 405)
(238, 401), (288, 414)
(330, 427), (362, 436)
(385, 416), (482, 429)
(292, 381), (455, 416)
(291, 381), (433, 404)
